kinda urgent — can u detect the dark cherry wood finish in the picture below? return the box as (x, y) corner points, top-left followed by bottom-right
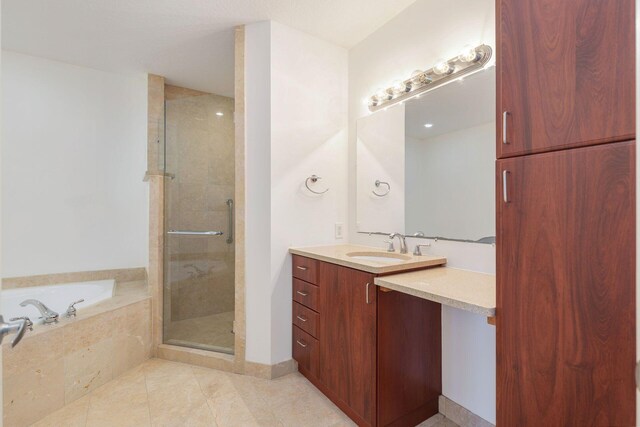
(319, 262), (377, 426)
(293, 278), (319, 311)
(292, 301), (319, 337)
(293, 325), (320, 378)
(496, 141), (636, 426)
(377, 290), (441, 427)
(292, 257), (442, 427)
(292, 255), (319, 284)
(497, 0), (635, 158)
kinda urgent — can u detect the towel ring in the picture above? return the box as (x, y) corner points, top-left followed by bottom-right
(372, 180), (391, 197)
(305, 175), (329, 194)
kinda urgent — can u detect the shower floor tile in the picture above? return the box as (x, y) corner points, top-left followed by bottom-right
(30, 358), (458, 427)
(165, 310), (235, 353)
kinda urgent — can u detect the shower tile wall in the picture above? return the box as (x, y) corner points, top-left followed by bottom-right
(164, 85), (235, 349)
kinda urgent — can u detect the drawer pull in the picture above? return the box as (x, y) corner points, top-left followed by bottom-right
(296, 291), (309, 297)
(296, 266), (308, 271)
(296, 315), (308, 322)
(296, 339), (307, 348)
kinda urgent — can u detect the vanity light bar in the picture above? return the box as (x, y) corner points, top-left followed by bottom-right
(368, 44), (493, 112)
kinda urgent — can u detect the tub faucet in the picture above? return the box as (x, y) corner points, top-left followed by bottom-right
(19, 299), (59, 324)
(65, 299), (85, 318)
(389, 233), (408, 254)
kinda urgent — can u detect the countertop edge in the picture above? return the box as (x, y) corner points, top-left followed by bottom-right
(289, 246), (446, 275)
(374, 273), (496, 317)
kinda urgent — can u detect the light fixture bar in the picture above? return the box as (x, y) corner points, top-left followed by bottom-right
(368, 44), (492, 112)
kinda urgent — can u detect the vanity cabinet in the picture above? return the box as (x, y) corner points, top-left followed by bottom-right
(497, 0), (635, 158)
(292, 255), (441, 427)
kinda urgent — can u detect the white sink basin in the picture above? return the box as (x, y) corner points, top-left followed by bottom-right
(346, 251), (411, 264)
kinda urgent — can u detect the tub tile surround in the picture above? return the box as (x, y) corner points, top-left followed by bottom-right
(32, 358), (459, 427)
(2, 281), (151, 427)
(1, 267), (146, 290)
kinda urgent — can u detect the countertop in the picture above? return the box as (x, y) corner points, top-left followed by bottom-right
(374, 267), (496, 316)
(289, 244), (447, 275)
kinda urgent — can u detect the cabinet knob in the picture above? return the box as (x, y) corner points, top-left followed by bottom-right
(296, 339), (307, 348)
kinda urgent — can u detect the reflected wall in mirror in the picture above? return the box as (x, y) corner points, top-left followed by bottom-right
(356, 68), (496, 243)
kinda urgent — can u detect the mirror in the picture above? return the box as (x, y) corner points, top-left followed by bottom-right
(356, 68), (496, 243)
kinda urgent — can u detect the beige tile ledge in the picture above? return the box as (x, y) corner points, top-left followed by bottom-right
(1, 280), (150, 343)
(289, 244), (446, 275)
(374, 267), (495, 316)
(157, 343), (235, 371)
(2, 267), (147, 290)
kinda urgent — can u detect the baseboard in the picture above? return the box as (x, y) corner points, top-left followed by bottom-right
(244, 358), (298, 379)
(439, 395), (494, 427)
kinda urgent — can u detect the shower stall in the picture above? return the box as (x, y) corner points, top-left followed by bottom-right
(162, 85), (235, 354)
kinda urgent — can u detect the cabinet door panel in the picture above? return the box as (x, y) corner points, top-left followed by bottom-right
(319, 263), (376, 426)
(497, 141), (635, 425)
(498, 0), (635, 158)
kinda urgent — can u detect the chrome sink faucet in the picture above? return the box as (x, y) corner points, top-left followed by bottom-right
(20, 299), (59, 324)
(388, 233), (408, 254)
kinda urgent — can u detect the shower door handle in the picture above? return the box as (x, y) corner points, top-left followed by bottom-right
(167, 230), (224, 236)
(226, 199), (234, 244)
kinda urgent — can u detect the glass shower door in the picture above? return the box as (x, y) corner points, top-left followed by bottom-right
(162, 88), (235, 354)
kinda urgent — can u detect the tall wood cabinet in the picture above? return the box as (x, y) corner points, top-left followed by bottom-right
(292, 255), (441, 427)
(497, 0), (635, 158)
(496, 0), (636, 425)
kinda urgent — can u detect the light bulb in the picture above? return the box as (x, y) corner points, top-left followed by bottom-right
(458, 46), (480, 63)
(368, 96), (377, 107)
(424, 123), (433, 128)
(433, 61), (452, 75)
(375, 88), (390, 103)
(216, 111), (224, 116)
(410, 70), (432, 87)
(391, 80), (407, 95)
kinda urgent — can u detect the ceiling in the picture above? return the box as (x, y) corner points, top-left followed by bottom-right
(2, 0), (416, 97)
(405, 66), (496, 141)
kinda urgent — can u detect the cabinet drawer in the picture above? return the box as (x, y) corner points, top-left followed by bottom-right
(293, 325), (319, 377)
(293, 301), (319, 338)
(293, 278), (319, 311)
(292, 255), (318, 284)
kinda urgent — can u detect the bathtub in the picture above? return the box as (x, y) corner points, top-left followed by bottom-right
(2, 279), (115, 324)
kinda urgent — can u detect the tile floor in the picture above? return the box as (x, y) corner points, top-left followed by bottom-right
(31, 358), (458, 427)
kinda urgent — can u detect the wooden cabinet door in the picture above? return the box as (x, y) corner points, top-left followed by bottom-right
(496, 141), (635, 426)
(377, 289), (441, 427)
(497, 0), (635, 158)
(319, 262), (377, 426)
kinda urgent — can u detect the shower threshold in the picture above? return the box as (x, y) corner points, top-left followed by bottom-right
(165, 338), (234, 355)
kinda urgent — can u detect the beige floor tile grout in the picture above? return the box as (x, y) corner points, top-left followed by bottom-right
(142, 363), (154, 427)
(189, 364), (219, 426)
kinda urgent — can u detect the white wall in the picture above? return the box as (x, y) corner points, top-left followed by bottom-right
(356, 105), (405, 233)
(1, 51), (149, 278)
(245, 21), (349, 364)
(348, 0), (496, 423)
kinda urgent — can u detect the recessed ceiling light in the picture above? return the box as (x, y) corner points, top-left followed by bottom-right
(424, 123), (433, 128)
(216, 112), (224, 116)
